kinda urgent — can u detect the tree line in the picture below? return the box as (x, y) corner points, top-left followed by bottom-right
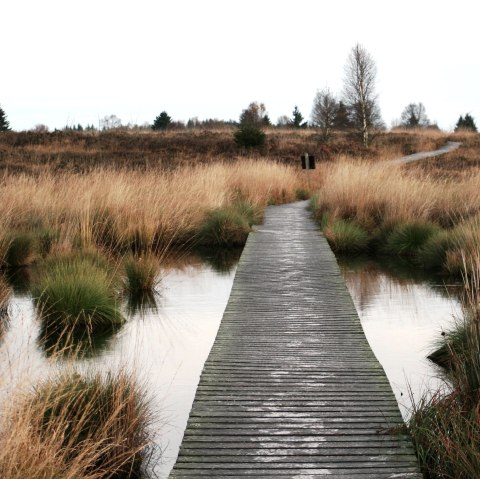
(0, 42), (477, 139)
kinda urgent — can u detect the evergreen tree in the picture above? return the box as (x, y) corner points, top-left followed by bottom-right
(455, 113), (477, 132)
(152, 111), (172, 130)
(333, 101), (352, 130)
(0, 105), (11, 131)
(291, 106), (307, 128)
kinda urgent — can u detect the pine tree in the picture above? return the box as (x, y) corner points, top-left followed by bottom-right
(0, 105), (11, 131)
(152, 111), (172, 130)
(455, 113), (477, 132)
(291, 106), (307, 128)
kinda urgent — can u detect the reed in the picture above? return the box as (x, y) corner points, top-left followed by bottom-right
(0, 370), (153, 479)
(409, 252), (480, 478)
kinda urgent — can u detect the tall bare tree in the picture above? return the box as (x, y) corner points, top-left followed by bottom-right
(343, 43), (382, 146)
(311, 88), (338, 140)
(400, 102), (430, 128)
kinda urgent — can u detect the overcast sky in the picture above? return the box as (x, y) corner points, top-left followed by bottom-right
(2, 0), (478, 131)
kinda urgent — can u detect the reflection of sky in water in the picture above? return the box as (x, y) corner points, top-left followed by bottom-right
(0, 261), (236, 478)
(0, 254), (464, 476)
(339, 259), (462, 418)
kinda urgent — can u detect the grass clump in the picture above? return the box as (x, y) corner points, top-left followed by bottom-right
(295, 188), (310, 200)
(408, 254), (480, 478)
(198, 200), (261, 247)
(123, 254), (160, 315)
(33, 252), (123, 337)
(0, 371), (152, 478)
(385, 222), (440, 257)
(123, 255), (160, 295)
(323, 219), (369, 255)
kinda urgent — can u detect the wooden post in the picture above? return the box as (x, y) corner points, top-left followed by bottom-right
(304, 152), (311, 192)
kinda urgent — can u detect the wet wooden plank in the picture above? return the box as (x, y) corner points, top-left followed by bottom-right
(169, 201), (421, 478)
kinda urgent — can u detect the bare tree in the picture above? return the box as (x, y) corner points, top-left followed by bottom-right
(400, 102), (430, 128)
(311, 88), (338, 140)
(343, 43), (382, 146)
(100, 114), (122, 130)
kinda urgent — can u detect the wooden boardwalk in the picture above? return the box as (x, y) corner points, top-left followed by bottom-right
(170, 201), (421, 478)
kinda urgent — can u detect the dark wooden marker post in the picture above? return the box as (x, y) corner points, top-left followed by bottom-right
(301, 152), (315, 191)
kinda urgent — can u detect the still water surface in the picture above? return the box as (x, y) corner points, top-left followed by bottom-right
(0, 253), (462, 477)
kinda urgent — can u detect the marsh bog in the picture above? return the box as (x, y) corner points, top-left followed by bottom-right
(0, 251), (463, 477)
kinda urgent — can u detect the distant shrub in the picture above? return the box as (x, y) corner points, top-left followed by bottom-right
(234, 124), (266, 148)
(152, 111), (172, 130)
(324, 220), (369, 254)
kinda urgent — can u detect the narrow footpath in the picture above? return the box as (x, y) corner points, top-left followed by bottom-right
(391, 140), (460, 164)
(170, 201), (422, 478)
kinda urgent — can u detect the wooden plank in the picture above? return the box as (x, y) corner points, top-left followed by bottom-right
(169, 201), (421, 477)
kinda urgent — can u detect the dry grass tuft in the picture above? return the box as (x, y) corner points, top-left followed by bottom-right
(0, 370), (153, 479)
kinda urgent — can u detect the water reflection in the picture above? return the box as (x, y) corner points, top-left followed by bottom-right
(125, 291), (159, 317)
(338, 256), (462, 417)
(194, 246), (242, 275)
(6, 266), (32, 296)
(0, 255), (237, 478)
(0, 250), (463, 475)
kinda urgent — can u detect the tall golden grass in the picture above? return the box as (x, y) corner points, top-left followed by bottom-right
(0, 160), (305, 255)
(0, 370), (152, 479)
(314, 160), (480, 229)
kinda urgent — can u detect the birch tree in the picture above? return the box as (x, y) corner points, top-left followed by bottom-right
(343, 43), (382, 146)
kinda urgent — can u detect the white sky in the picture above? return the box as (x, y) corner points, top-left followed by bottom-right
(2, 0), (479, 131)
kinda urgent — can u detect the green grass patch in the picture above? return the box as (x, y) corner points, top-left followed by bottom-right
(198, 201), (261, 247)
(295, 188), (310, 200)
(323, 220), (369, 255)
(409, 391), (480, 478)
(385, 222), (440, 257)
(123, 255), (159, 295)
(33, 253), (123, 337)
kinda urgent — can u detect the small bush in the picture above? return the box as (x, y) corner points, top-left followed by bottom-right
(323, 220), (369, 254)
(385, 222), (440, 257)
(234, 124), (266, 148)
(33, 253), (123, 337)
